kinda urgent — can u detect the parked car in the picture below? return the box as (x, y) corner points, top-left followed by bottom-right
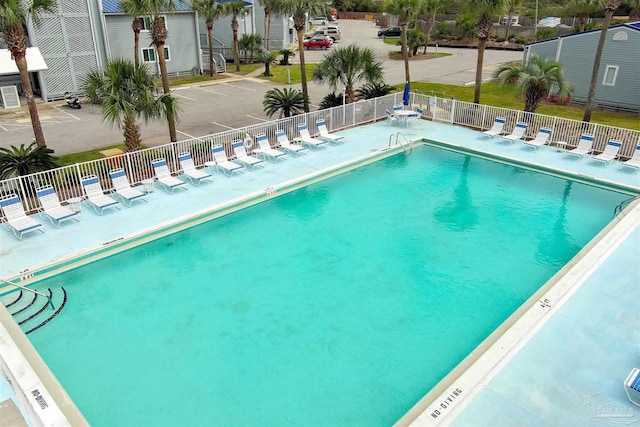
(378, 26), (402, 38)
(313, 28), (341, 42)
(316, 25), (341, 34)
(309, 17), (329, 26)
(303, 35), (332, 50)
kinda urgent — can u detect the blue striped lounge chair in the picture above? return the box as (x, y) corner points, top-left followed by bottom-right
(253, 134), (287, 161)
(590, 140), (622, 166)
(482, 117), (506, 137)
(211, 145), (244, 175)
(563, 134), (595, 159)
(523, 128), (553, 151)
(178, 152), (214, 185)
(36, 185), (80, 227)
(294, 123), (327, 149)
(151, 158), (189, 193)
(81, 175), (121, 215)
(316, 119), (345, 143)
(620, 144), (640, 172)
(108, 169), (148, 206)
(0, 194), (44, 240)
(624, 368), (640, 407)
(232, 141), (264, 169)
(502, 121), (528, 143)
(275, 130), (306, 155)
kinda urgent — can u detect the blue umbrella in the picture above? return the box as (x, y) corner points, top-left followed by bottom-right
(402, 81), (410, 107)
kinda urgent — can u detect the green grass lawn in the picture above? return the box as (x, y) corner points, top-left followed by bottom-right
(259, 63), (320, 85)
(56, 144), (133, 166)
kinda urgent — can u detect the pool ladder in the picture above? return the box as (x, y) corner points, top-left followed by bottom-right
(388, 132), (412, 155)
(614, 195), (640, 217)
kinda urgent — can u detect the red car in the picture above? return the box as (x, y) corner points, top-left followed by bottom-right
(303, 36), (332, 50)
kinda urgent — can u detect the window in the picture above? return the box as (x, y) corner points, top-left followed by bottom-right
(138, 16), (166, 31)
(141, 47), (170, 63)
(602, 65), (618, 86)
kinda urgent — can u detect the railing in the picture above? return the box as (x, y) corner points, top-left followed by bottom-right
(388, 131), (412, 155)
(1, 93), (638, 217)
(0, 278), (54, 310)
(614, 195), (640, 217)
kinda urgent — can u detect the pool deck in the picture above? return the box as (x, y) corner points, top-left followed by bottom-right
(1, 118), (639, 426)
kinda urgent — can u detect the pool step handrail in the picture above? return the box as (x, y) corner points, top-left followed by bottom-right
(388, 132), (412, 155)
(614, 195), (640, 217)
(0, 277), (55, 310)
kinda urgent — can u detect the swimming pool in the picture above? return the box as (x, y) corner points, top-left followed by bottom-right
(22, 145), (629, 426)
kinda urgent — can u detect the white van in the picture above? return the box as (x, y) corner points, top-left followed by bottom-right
(309, 17), (329, 26)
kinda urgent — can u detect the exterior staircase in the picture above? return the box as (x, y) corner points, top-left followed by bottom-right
(1, 287), (67, 335)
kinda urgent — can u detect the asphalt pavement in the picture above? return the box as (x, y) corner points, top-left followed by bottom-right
(0, 19), (522, 155)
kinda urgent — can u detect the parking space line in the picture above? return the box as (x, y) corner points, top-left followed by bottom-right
(52, 106), (81, 120)
(210, 121), (234, 129)
(0, 125), (7, 131)
(172, 93), (197, 101)
(196, 87), (228, 96)
(221, 82), (256, 92)
(176, 130), (198, 139)
(246, 115), (269, 122)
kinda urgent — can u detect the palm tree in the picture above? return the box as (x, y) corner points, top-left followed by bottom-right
(193, 0), (226, 76)
(224, 1), (251, 72)
(629, 0), (640, 21)
(147, 0), (177, 141)
(118, 0), (146, 65)
(421, 0), (443, 54)
(278, 0), (330, 112)
(83, 58), (180, 152)
(278, 48), (295, 65)
(503, 0), (522, 40)
(583, 0), (620, 122)
(406, 28), (426, 56)
(572, 0), (600, 32)
(356, 82), (393, 100)
(312, 45), (384, 104)
(469, 0), (508, 104)
(0, 0), (56, 148)
(238, 33), (262, 64)
(319, 92), (344, 109)
(263, 87), (306, 118)
(494, 55), (572, 113)
(385, 0), (420, 84)
(256, 50), (278, 76)
(257, 0), (284, 49)
(0, 143), (57, 179)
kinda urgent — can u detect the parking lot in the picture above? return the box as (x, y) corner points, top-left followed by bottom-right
(0, 19), (522, 155)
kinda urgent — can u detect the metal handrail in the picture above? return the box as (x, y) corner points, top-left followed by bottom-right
(388, 132), (412, 155)
(614, 195), (640, 217)
(0, 278), (54, 310)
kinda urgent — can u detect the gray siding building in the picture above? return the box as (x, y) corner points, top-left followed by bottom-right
(523, 22), (640, 112)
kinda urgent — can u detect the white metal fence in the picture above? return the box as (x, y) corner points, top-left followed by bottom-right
(1, 92), (638, 217)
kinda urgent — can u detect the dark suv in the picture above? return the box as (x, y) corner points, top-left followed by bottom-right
(378, 26), (402, 38)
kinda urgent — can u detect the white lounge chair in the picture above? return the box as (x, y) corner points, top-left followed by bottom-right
(294, 123), (327, 149)
(276, 130), (306, 155)
(624, 368), (640, 408)
(316, 119), (345, 143)
(590, 140), (622, 166)
(620, 144), (640, 172)
(109, 168), (148, 206)
(151, 158), (189, 193)
(81, 175), (121, 215)
(232, 140), (264, 169)
(563, 134), (595, 159)
(501, 121), (528, 143)
(253, 133), (287, 161)
(0, 194), (44, 240)
(523, 127), (553, 150)
(385, 109), (400, 126)
(36, 185), (80, 227)
(178, 152), (214, 185)
(211, 145), (244, 175)
(392, 105), (402, 111)
(482, 117), (506, 137)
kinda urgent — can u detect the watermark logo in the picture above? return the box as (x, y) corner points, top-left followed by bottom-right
(584, 393), (638, 425)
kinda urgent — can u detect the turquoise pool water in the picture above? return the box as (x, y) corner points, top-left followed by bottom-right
(27, 145), (628, 426)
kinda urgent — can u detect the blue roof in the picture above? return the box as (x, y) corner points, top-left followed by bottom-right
(525, 21), (640, 47)
(102, 0), (192, 14)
